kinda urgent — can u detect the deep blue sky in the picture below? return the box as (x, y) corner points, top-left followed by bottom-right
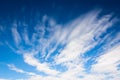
(0, 0), (120, 23)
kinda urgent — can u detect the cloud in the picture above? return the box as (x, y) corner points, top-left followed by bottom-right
(7, 64), (51, 80)
(23, 53), (59, 75)
(91, 45), (120, 73)
(7, 64), (36, 76)
(54, 10), (114, 64)
(22, 28), (31, 45)
(7, 64), (62, 80)
(11, 23), (21, 46)
(4, 9), (120, 80)
(8, 64), (25, 73)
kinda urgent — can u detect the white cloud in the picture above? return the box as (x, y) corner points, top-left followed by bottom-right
(11, 23), (21, 46)
(80, 74), (105, 80)
(8, 64), (25, 73)
(54, 10), (114, 64)
(28, 75), (61, 80)
(23, 53), (59, 75)
(91, 45), (120, 73)
(8, 64), (36, 76)
(22, 28), (31, 45)
(5, 9), (120, 80)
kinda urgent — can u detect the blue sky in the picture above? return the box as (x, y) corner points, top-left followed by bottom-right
(0, 0), (120, 80)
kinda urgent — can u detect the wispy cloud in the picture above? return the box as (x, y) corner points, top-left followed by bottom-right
(23, 53), (59, 75)
(91, 45), (120, 73)
(7, 64), (39, 76)
(22, 28), (31, 45)
(11, 23), (21, 46)
(8, 64), (25, 73)
(7, 64), (48, 80)
(4, 9), (120, 80)
(54, 10), (115, 64)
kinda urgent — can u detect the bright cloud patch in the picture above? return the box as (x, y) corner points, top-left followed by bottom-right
(0, 9), (120, 80)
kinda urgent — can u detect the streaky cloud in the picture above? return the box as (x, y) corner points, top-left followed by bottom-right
(3, 9), (120, 80)
(11, 23), (21, 46)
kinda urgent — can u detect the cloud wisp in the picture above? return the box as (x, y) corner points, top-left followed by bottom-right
(3, 9), (120, 80)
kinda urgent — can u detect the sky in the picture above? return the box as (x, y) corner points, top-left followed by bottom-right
(0, 0), (120, 80)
